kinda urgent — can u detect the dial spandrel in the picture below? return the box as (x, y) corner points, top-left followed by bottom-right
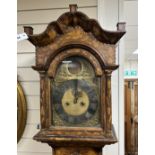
(51, 56), (101, 127)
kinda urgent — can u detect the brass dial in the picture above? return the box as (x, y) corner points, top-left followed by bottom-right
(62, 88), (89, 116)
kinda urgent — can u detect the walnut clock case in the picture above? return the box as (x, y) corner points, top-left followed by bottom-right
(24, 5), (125, 155)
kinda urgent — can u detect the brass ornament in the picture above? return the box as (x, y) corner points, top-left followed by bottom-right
(17, 81), (27, 142)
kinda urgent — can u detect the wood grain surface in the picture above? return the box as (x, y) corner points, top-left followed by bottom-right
(25, 5), (125, 154)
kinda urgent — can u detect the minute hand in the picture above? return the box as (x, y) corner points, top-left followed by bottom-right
(74, 79), (78, 104)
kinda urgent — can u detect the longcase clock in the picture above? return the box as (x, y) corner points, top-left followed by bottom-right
(24, 5), (125, 155)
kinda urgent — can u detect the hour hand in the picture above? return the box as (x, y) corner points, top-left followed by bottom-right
(73, 90), (82, 104)
(73, 90), (78, 104)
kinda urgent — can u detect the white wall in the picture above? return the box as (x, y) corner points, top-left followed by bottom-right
(124, 60), (138, 71)
(124, 0), (138, 72)
(98, 0), (124, 155)
(17, 0), (97, 155)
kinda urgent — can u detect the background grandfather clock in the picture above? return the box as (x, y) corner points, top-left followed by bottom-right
(24, 5), (125, 155)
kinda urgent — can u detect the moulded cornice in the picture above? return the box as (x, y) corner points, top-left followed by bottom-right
(24, 11), (125, 47)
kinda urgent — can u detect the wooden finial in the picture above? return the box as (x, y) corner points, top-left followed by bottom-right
(24, 26), (33, 35)
(69, 4), (77, 13)
(117, 22), (126, 31)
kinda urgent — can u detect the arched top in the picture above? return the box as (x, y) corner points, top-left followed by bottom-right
(32, 44), (119, 73)
(24, 6), (125, 47)
(47, 48), (103, 77)
(45, 44), (107, 69)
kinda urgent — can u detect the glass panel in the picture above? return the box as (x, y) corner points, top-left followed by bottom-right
(51, 56), (101, 127)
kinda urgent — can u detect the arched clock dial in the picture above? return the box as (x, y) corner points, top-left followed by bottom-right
(52, 79), (98, 124)
(52, 56), (101, 126)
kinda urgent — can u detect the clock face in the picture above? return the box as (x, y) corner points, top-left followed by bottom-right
(52, 79), (98, 124)
(51, 56), (101, 127)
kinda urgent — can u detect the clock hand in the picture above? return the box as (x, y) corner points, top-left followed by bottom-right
(74, 79), (78, 104)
